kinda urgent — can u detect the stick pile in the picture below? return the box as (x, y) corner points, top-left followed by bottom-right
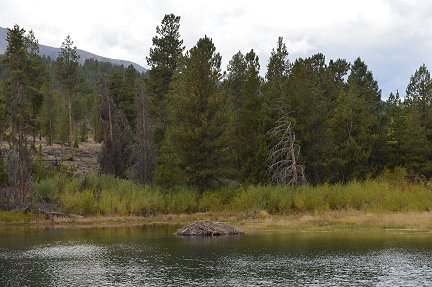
(178, 221), (244, 236)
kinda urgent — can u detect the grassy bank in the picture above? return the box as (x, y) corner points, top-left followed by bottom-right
(3, 169), (432, 230)
(33, 171), (432, 216)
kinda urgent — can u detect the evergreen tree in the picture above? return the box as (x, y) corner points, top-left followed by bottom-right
(0, 80), (7, 187)
(56, 35), (79, 147)
(405, 64), (432, 132)
(262, 37), (290, 108)
(331, 76), (373, 181)
(25, 30), (46, 147)
(40, 82), (56, 145)
(227, 51), (247, 111)
(287, 54), (337, 183)
(120, 64), (138, 128)
(349, 58), (386, 175)
(400, 107), (431, 176)
(155, 36), (233, 190)
(402, 65), (432, 176)
(146, 13), (185, 146)
(227, 49), (262, 182)
(386, 91), (405, 168)
(259, 37), (291, 183)
(80, 58), (125, 90)
(3, 25), (33, 206)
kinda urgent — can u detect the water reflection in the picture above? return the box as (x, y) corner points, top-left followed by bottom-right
(1, 227), (432, 286)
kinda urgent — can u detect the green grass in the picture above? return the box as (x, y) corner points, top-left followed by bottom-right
(31, 169), (432, 216)
(0, 210), (45, 223)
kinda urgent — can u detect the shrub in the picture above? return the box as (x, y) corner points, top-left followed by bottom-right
(165, 187), (198, 213)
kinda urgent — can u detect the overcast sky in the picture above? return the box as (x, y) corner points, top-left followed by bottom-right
(1, 0), (431, 98)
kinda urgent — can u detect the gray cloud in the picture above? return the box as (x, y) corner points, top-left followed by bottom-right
(1, 0), (431, 98)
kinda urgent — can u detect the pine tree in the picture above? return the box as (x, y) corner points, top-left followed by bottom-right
(56, 35), (79, 147)
(0, 80), (8, 187)
(331, 77), (372, 181)
(350, 58), (386, 175)
(405, 64), (432, 133)
(263, 37), (290, 109)
(402, 65), (432, 176)
(400, 107), (431, 176)
(3, 25), (33, 206)
(25, 30), (46, 147)
(286, 54), (343, 183)
(259, 37), (291, 183)
(41, 82), (56, 145)
(155, 36), (233, 190)
(120, 64), (138, 128)
(146, 13), (185, 146)
(226, 49), (262, 182)
(386, 91), (405, 168)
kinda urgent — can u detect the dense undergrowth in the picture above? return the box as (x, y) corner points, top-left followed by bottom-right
(30, 168), (432, 216)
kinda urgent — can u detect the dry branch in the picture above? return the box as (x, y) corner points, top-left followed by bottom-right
(178, 221), (243, 236)
(267, 107), (306, 186)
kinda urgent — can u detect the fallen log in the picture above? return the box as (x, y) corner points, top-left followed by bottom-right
(12, 205), (31, 213)
(178, 220), (243, 236)
(35, 208), (84, 220)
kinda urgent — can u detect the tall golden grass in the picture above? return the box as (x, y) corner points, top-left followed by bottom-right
(31, 168), (432, 217)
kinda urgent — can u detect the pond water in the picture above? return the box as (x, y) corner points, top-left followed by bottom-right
(1, 225), (432, 286)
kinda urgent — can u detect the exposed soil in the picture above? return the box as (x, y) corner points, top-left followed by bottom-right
(3, 211), (432, 233)
(40, 142), (101, 176)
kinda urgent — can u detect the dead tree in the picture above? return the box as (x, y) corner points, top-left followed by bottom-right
(99, 80), (116, 175)
(99, 80), (133, 178)
(128, 84), (155, 184)
(9, 81), (33, 207)
(99, 80), (114, 142)
(267, 108), (306, 186)
(6, 147), (33, 207)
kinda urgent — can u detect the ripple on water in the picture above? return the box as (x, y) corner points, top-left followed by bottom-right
(2, 232), (432, 286)
(22, 243), (105, 259)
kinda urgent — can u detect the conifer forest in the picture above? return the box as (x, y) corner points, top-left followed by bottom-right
(1, 14), (432, 214)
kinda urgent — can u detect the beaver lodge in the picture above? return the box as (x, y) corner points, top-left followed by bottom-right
(178, 221), (244, 236)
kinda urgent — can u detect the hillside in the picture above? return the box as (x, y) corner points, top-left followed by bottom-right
(0, 26), (146, 73)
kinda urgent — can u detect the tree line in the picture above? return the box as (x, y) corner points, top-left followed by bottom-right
(1, 14), (432, 207)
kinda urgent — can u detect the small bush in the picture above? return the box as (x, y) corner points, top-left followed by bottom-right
(35, 178), (60, 202)
(199, 192), (222, 212)
(230, 186), (268, 213)
(165, 187), (198, 213)
(60, 189), (96, 215)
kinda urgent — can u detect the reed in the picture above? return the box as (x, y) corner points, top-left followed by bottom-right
(32, 169), (432, 216)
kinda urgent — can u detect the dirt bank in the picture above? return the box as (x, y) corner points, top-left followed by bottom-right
(2, 211), (432, 233)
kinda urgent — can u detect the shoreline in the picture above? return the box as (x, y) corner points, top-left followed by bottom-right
(2, 210), (432, 233)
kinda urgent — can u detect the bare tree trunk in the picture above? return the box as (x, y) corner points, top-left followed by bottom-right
(101, 80), (113, 142)
(138, 90), (152, 182)
(48, 115), (53, 146)
(267, 106), (305, 186)
(129, 86), (154, 184)
(67, 92), (73, 147)
(289, 129), (298, 185)
(18, 118), (25, 205)
(108, 100), (113, 142)
(32, 130), (36, 148)
(14, 82), (28, 206)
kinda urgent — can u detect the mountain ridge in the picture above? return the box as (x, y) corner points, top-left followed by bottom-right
(0, 26), (146, 73)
